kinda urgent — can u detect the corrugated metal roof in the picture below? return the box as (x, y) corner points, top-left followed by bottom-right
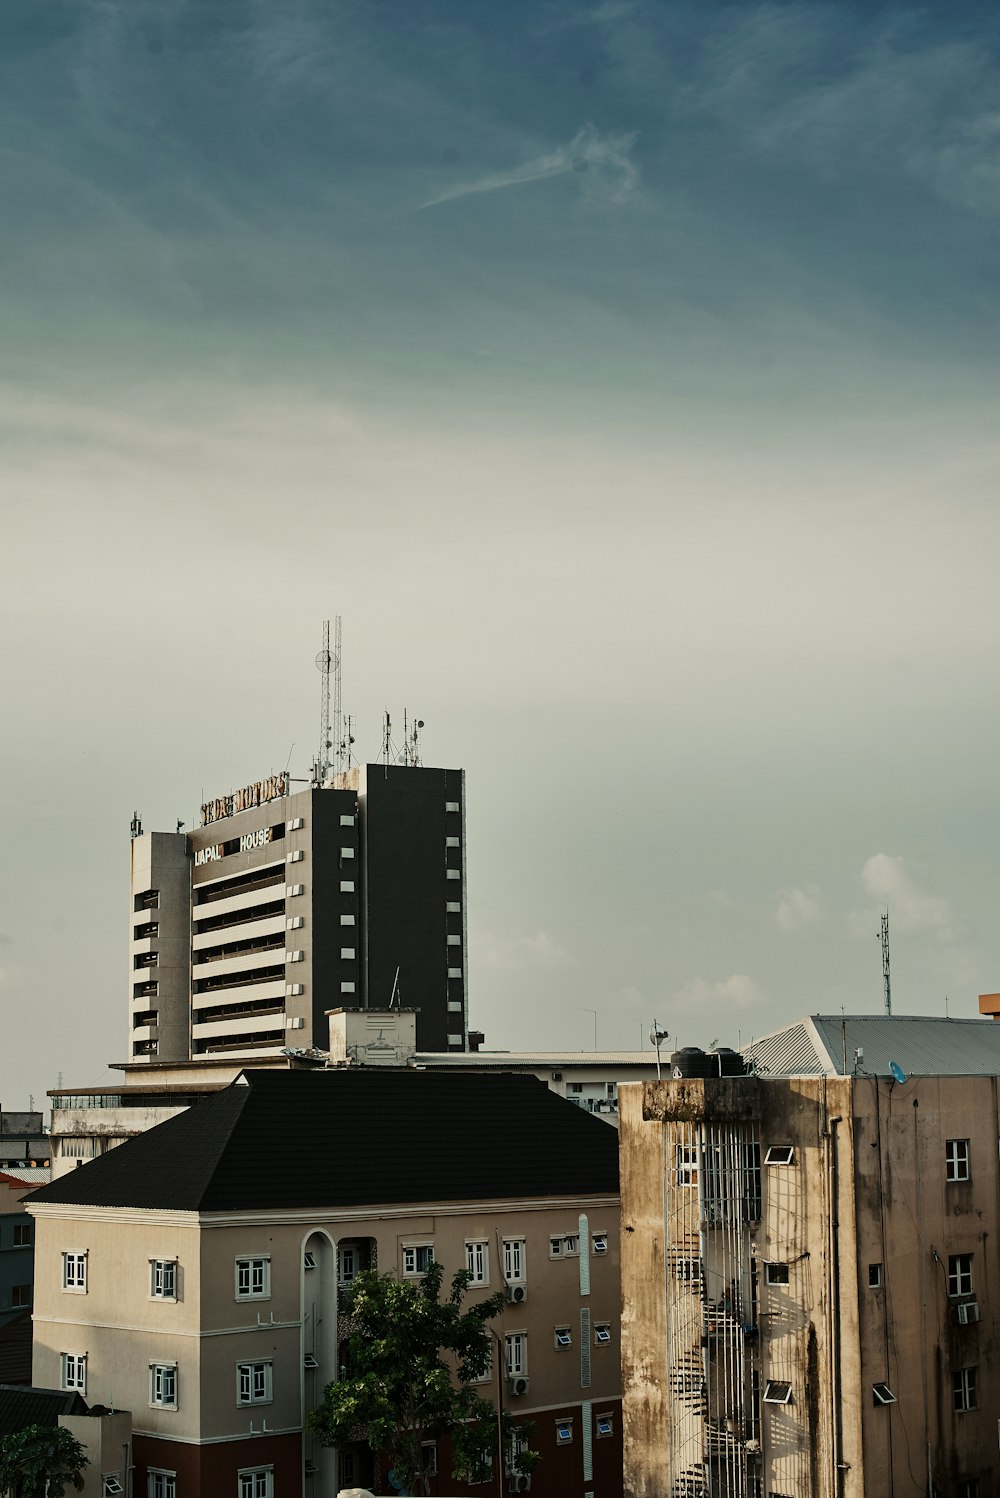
(746, 1015), (1000, 1078)
(416, 1051), (656, 1069)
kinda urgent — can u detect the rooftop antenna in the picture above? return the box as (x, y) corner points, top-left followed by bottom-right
(403, 711), (425, 767)
(382, 710), (393, 773)
(315, 621), (332, 785)
(879, 911), (892, 1016)
(389, 966), (401, 1010)
(649, 1021), (669, 1081)
(130, 811), (143, 840)
(340, 713), (355, 773)
(331, 617), (344, 775)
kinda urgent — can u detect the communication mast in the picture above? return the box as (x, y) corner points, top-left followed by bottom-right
(315, 617), (344, 784)
(880, 911), (892, 1016)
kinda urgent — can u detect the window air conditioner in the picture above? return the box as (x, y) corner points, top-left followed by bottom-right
(958, 1301), (981, 1324)
(511, 1478), (531, 1493)
(506, 1284), (527, 1305)
(508, 1375), (530, 1398)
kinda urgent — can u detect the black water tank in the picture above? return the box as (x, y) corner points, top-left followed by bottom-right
(670, 1046), (713, 1078)
(710, 1046), (746, 1077)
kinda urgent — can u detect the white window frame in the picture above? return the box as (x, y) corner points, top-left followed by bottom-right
(149, 1362), (178, 1410)
(402, 1243), (435, 1277)
(765, 1144), (795, 1166)
(595, 1412), (614, 1438)
(150, 1259), (177, 1301)
(595, 1322), (612, 1345)
(948, 1253), (974, 1298)
(421, 1443), (438, 1477)
(340, 880), (355, 893)
(235, 1256), (270, 1301)
(236, 1360), (273, 1406)
(505, 1331), (527, 1376)
(102, 1478), (125, 1497)
(872, 1382), (897, 1405)
(62, 1252), (87, 1293)
(340, 947), (356, 959)
(555, 1417), (573, 1444)
(446, 868), (461, 880)
(61, 1352), (87, 1392)
(341, 846), (355, 859)
(763, 1379), (793, 1405)
(148, 1473), (176, 1498)
(338, 1243), (358, 1285)
(764, 1261), (790, 1286)
(946, 1138), (971, 1182)
(954, 1366), (978, 1412)
(503, 1237), (525, 1284)
(340, 913), (355, 925)
(549, 1236), (564, 1259)
(465, 1240), (489, 1285)
(592, 1233), (608, 1254)
(554, 1327), (572, 1349)
(339, 814), (355, 827)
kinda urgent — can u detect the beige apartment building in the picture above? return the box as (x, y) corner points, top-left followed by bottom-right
(29, 1067), (623, 1498)
(620, 1015), (1000, 1498)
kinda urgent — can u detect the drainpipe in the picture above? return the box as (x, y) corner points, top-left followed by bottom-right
(828, 1116), (845, 1498)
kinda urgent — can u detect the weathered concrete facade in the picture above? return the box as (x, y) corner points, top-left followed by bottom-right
(620, 1073), (1000, 1498)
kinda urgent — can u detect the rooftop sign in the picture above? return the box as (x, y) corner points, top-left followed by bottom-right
(200, 773), (288, 826)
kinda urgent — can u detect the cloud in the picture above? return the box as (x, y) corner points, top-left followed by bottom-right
(419, 123), (638, 209)
(671, 972), (763, 1010)
(704, 888), (733, 908)
(775, 884), (823, 932)
(475, 929), (577, 972)
(849, 854), (959, 942)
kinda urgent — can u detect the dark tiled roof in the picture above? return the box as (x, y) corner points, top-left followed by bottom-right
(0, 1384), (88, 1436)
(0, 1314), (32, 1387)
(28, 1070), (620, 1213)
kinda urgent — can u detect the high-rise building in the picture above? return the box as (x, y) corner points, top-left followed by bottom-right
(129, 762), (468, 1062)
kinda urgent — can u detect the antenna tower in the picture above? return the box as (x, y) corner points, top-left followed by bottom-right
(331, 617), (343, 774)
(880, 911), (892, 1016)
(315, 621), (332, 783)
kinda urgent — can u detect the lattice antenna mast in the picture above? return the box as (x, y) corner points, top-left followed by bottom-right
(315, 621), (332, 784)
(331, 616), (344, 775)
(880, 911), (892, 1016)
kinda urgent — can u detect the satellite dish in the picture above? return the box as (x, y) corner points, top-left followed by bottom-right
(649, 1022), (669, 1047)
(889, 1060), (906, 1085)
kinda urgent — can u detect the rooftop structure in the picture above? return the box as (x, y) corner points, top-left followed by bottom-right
(745, 1012), (1000, 1078)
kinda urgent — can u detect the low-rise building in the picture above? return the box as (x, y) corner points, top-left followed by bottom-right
(0, 1172), (34, 1328)
(0, 1111), (49, 1172)
(30, 1068), (622, 1498)
(620, 1015), (1000, 1498)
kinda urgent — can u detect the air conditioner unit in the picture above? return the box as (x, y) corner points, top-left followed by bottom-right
(506, 1283), (527, 1305)
(511, 1477), (531, 1493)
(958, 1301), (981, 1325)
(508, 1375), (530, 1398)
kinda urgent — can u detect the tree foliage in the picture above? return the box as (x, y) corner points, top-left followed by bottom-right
(0, 1424), (89, 1498)
(307, 1263), (539, 1496)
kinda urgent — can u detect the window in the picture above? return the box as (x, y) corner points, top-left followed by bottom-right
(421, 1443), (438, 1476)
(403, 1244), (434, 1277)
(148, 1473), (176, 1498)
(446, 901), (461, 912)
(468, 1345), (493, 1386)
(447, 934), (462, 946)
(595, 1323), (611, 1345)
(238, 1472), (274, 1498)
(235, 1256), (270, 1300)
(340, 913), (355, 925)
(341, 981), (356, 993)
(562, 1234), (579, 1256)
(446, 836), (461, 848)
(446, 801), (460, 812)
(503, 1237), (525, 1283)
(465, 1240), (488, 1285)
(304, 1251), (317, 1270)
(61, 1353), (86, 1392)
(554, 1327), (572, 1348)
(595, 1412), (614, 1438)
(677, 1145), (699, 1186)
(341, 846), (355, 859)
(339, 814), (355, 827)
(13, 1224), (31, 1247)
(946, 1138), (971, 1182)
(62, 1253), (87, 1293)
(447, 967), (463, 979)
(555, 1418), (573, 1444)
(763, 1380), (793, 1405)
(340, 947), (356, 959)
(872, 1383), (896, 1405)
(949, 1254), (974, 1298)
(150, 1259), (177, 1300)
(765, 1262), (790, 1286)
(103, 1478), (125, 1496)
(338, 1244), (358, 1283)
(954, 1366), (978, 1412)
(237, 1361), (272, 1405)
(150, 1363), (177, 1409)
(592, 1233), (608, 1254)
(505, 1332), (527, 1376)
(765, 1145), (795, 1166)
(549, 1237), (564, 1259)
(11, 1285), (30, 1309)
(868, 1263), (883, 1288)
(446, 868), (461, 880)
(340, 880), (355, 893)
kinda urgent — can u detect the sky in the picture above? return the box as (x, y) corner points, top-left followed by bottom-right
(3, 0), (1000, 1107)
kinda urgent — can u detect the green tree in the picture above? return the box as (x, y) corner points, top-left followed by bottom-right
(0, 1424), (89, 1498)
(307, 1263), (539, 1496)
